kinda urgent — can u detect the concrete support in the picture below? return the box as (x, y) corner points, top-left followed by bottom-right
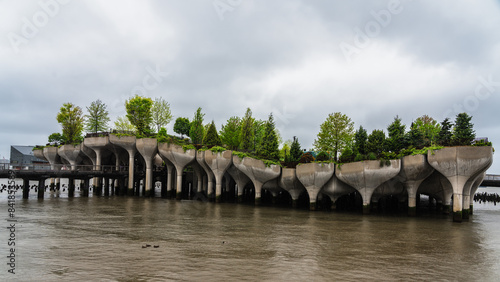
(136, 138), (158, 197)
(68, 178), (75, 197)
(204, 150), (233, 203)
(296, 163), (335, 211)
(109, 134), (137, 196)
(428, 146), (493, 222)
(23, 178), (30, 199)
(82, 178), (90, 197)
(336, 160), (401, 214)
(104, 177), (110, 196)
(38, 179), (45, 199)
(158, 143), (196, 200)
(165, 164), (174, 198)
(196, 151), (215, 201)
(232, 156), (281, 205)
(398, 154), (434, 216)
(279, 168), (307, 208)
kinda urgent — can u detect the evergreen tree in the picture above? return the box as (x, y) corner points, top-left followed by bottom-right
(240, 108), (254, 151)
(203, 121), (222, 146)
(85, 99), (110, 134)
(189, 107), (205, 144)
(173, 117), (190, 138)
(387, 116), (406, 152)
(367, 129), (386, 157)
(406, 122), (425, 148)
(437, 118), (453, 146)
(125, 95), (153, 137)
(257, 113), (280, 161)
(354, 125), (368, 155)
(56, 102), (84, 144)
(452, 113), (475, 145)
(289, 136), (303, 162)
(279, 139), (292, 162)
(220, 116), (241, 150)
(313, 112), (354, 161)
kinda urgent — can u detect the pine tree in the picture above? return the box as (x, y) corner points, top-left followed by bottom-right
(203, 121), (222, 147)
(257, 113), (280, 161)
(406, 122), (425, 148)
(387, 116), (406, 153)
(437, 118), (453, 146)
(289, 136), (302, 162)
(240, 108), (254, 151)
(452, 113), (475, 146)
(354, 125), (368, 155)
(367, 129), (386, 157)
(189, 107), (205, 144)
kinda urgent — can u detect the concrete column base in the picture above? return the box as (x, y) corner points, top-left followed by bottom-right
(363, 204), (370, 215)
(453, 211), (462, 223)
(331, 203), (337, 211)
(68, 179), (75, 198)
(462, 209), (470, 220)
(408, 206), (417, 217)
(38, 179), (45, 199)
(309, 202), (317, 211)
(215, 195), (222, 203)
(292, 199), (298, 209)
(442, 205), (450, 214)
(238, 195), (243, 203)
(255, 197), (261, 206)
(23, 179), (29, 199)
(176, 192), (182, 200)
(470, 205), (474, 215)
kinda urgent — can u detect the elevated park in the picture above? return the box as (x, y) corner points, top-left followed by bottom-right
(0, 134), (495, 223)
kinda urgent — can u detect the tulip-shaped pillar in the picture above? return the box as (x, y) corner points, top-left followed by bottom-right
(136, 138), (158, 197)
(158, 143), (196, 200)
(296, 163), (335, 210)
(398, 154), (434, 216)
(204, 150), (233, 203)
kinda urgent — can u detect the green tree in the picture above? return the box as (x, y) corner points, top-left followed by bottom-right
(85, 99), (110, 134)
(354, 125), (368, 155)
(289, 136), (303, 162)
(437, 118), (453, 146)
(220, 116), (241, 150)
(48, 133), (65, 145)
(150, 97), (173, 133)
(453, 113), (475, 145)
(406, 122), (425, 148)
(413, 115), (441, 146)
(257, 113), (280, 161)
(253, 119), (266, 152)
(203, 121), (222, 146)
(280, 139), (292, 162)
(125, 95), (153, 137)
(189, 107), (205, 144)
(240, 108), (255, 151)
(114, 116), (135, 132)
(56, 102), (84, 144)
(173, 117), (190, 138)
(386, 116), (406, 152)
(367, 129), (386, 156)
(313, 112), (354, 161)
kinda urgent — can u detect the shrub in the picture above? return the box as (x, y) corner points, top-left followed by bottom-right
(354, 153), (365, 162)
(316, 151), (330, 162)
(367, 152), (377, 160)
(299, 152), (315, 163)
(339, 147), (354, 163)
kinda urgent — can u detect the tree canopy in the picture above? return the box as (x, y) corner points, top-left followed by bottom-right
(125, 95), (153, 137)
(386, 116), (406, 153)
(240, 108), (254, 151)
(453, 113), (475, 145)
(151, 97), (173, 133)
(189, 107), (205, 144)
(173, 117), (190, 138)
(257, 113), (280, 161)
(203, 121), (222, 147)
(289, 136), (303, 162)
(85, 99), (110, 134)
(114, 116), (135, 132)
(220, 116), (241, 150)
(56, 102), (84, 144)
(313, 112), (354, 161)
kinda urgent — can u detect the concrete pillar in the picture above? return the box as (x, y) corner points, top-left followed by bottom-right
(82, 178), (90, 197)
(68, 178), (75, 198)
(296, 163), (335, 211)
(23, 178), (29, 199)
(158, 143), (196, 201)
(136, 138), (158, 197)
(37, 179), (45, 199)
(195, 151), (215, 201)
(166, 164), (174, 198)
(204, 150), (233, 203)
(104, 177), (110, 196)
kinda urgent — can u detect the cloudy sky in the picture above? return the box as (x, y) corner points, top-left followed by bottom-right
(1, 0), (499, 173)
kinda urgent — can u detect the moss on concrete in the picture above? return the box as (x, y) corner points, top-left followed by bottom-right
(408, 206), (417, 217)
(453, 211), (462, 223)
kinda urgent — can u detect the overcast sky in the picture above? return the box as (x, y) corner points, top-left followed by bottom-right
(1, 0), (499, 173)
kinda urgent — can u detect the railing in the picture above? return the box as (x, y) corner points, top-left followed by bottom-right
(484, 174), (500, 181)
(0, 163), (128, 173)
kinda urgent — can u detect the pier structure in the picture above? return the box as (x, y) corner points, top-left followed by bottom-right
(1, 135), (495, 222)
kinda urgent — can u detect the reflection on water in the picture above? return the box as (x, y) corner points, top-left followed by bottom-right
(0, 186), (499, 281)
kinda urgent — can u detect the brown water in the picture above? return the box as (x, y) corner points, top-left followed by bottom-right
(1, 185), (500, 281)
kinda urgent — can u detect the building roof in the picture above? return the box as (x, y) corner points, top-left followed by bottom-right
(12, 145), (36, 156)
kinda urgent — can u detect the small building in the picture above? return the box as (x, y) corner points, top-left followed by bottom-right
(10, 145), (48, 168)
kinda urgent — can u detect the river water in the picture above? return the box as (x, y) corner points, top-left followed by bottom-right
(1, 180), (500, 281)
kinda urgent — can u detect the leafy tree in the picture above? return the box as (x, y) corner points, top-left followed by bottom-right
(125, 95), (153, 137)
(157, 127), (168, 143)
(114, 116), (135, 132)
(313, 112), (354, 161)
(253, 119), (266, 152)
(453, 113), (475, 145)
(279, 139), (292, 162)
(354, 125), (368, 155)
(173, 117), (190, 138)
(406, 122), (425, 148)
(339, 146), (355, 163)
(437, 118), (453, 146)
(203, 121), (222, 146)
(240, 108), (254, 151)
(413, 115), (440, 146)
(189, 107), (205, 144)
(289, 136), (303, 162)
(367, 129), (386, 157)
(56, 102), (84, 144)
(220, 116), (241, 150)
(48, 133), (65, 145)
(387, 116), (406, 153)
(257, 113), (280, 161)
(85, 99), (110, 134)
(150, 97), (173, 133)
